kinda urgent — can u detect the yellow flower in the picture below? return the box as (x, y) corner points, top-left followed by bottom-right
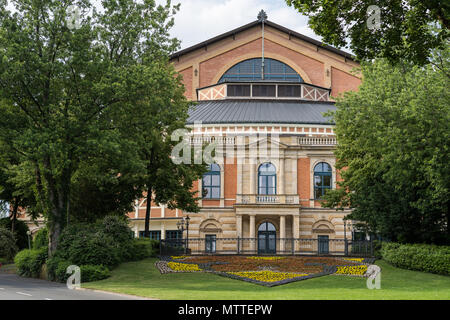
(171, 256), (188, 260)
(246, 256), (286, 260)
(167, 262), (201, 272)
(342, 258), (364, 262)
(335, 265), (368, 276)
(228, 271), (308, 282)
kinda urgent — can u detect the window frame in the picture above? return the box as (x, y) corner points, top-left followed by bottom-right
(313, 162), (333, 199)
(202, 164), (221, 199)
(258, 163), (277, 195)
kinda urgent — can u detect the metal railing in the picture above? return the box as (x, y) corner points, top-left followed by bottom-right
(160, 238), (374, 257)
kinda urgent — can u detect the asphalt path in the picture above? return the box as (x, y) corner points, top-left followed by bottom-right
(0, 273), (146, 300)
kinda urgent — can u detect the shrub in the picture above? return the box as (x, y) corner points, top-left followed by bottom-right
(0, 226), (18, 261)
(14, 248), (48, 277)
(55, 229), (120, 268)
(0, 218), (30, 250)
(46, 256), (72, 282)
(381, 242), (450, 275)
(80, 265), (110, 282)
(33, 227), (48, 250)
(129, 238), (159, 261)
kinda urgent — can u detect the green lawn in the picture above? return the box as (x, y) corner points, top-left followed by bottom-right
(82, 258), (450, 300)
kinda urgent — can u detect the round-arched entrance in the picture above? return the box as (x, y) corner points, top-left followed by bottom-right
(258, 222), (276, 254)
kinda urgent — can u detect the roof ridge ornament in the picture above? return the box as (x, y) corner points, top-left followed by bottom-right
(258, 10), (268, 80)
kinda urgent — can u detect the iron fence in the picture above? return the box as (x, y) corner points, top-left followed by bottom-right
(160, 237), (374, 257)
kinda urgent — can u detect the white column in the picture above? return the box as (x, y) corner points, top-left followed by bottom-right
(293, 214), (300, 253)
(236, 215), (242, 238)
(250, 163), (256, 194)
(280, 215), (286, 252)
(279, 157), (285, 194)
(161, 222), (165, 240)
(249, 214), (256, 252)
(220, 166), (225, 207)
(292, 158), (298, 194)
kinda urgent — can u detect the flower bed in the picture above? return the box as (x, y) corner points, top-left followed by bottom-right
(335, 265), (368, 276)
(167, 261), (201, 272)
(156, 255), (376, 285)
(228, 270), (308, 282)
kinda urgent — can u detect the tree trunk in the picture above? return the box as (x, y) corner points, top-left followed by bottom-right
(10, 199), (19, 234)
(144, 186), (152, 238)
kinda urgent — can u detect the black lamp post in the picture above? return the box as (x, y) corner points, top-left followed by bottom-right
(177, 215), (190, 254)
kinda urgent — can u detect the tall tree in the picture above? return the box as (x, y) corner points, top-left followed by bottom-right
(0, 0), (183, 254)
(286, 0), (449, 65)
(116, 59), (207, 238)
(322, 50), (450, 244)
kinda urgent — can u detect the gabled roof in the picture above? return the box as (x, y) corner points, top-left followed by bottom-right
(170, 20), (356, 62)
(187, 99), (336, 125)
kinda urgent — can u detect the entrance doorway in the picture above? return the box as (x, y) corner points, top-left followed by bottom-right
(258, 222), (276, 254)
(318, 235), (329, 254)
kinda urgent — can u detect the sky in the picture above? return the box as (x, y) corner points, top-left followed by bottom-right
(5, 0), (351, 53)
(163, 0), (321, 51)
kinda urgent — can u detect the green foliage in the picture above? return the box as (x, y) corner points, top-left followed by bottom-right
(80, 265), (110, 282)
(0, 226), (18, 261)
(32, 227), (48, 250)
(14, 248), (48, 277)
(0, 218), (30, 250)
(130, 238), (159, 260)
(381, 243), (450, 275)
(323, 55), (450, 244)
(286, 0), (450, 65)
(54, 216), (140, 268)
(0, 0), (185, 254)
(46, 256), (72, 282)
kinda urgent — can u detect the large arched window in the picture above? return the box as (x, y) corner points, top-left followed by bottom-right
(219, 58), (303, 83)
(202, 164), (220, 199)
(258, 222), (276, 232)
(258, 163), (276, 195)
(314, 162), (332, 199)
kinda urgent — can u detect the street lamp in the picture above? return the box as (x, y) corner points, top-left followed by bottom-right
(26, 230), (31, 250)
(177, 215), (190, 254)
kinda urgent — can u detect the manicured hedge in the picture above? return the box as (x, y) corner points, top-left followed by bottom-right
(14, 248), (48, 277)
(381, 242), (450, 275)
(80, 265), (110, 282)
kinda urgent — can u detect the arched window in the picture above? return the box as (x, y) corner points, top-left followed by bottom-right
(258, 163), (276, 195)
(258, 222), (276, 232)
(219, 58), (303, 83)
(202, 164), (220, 199)
(314, 162), (332, 199)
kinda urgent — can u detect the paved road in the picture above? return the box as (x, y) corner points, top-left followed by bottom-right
(0, 273), (144, 300)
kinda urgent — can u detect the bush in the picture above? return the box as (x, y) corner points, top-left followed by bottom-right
(0, 218), (30, 250)
(54, 215), (136, 268)
(46, 256), (72, 282)
(0, 226), (18, 261)
(80, 265), (110, 282)
(33, 227), (48, 250)
(14, 248), (48, 277)
(129, 238), (159, 261)
(381, 242), (450, 275)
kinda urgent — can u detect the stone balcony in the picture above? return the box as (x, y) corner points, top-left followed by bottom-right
(236, 194), (300, 205)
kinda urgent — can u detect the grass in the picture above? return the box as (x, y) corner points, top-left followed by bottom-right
(82, 258), (450, 300)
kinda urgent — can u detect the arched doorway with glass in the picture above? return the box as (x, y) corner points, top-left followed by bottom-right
(258, 221), (276, 254)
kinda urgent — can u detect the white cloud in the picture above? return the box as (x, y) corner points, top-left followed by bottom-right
(165, 0), (323, 50)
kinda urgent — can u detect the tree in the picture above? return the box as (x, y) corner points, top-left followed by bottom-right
(0, 0), (183, 254)
(117, 59), (207, 238)
(322, 52), (450, 244)
(286, 0), (449, 65)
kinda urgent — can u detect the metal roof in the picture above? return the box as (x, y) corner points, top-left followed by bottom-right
(187, 100), (336, 125)
(170, 20), (356, 62)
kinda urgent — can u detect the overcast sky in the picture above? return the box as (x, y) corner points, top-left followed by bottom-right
(164, 0), (321, 51)
(6, 0), (351, 53)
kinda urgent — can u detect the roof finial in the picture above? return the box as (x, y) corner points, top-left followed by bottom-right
(257, 10), (268, 23)
(258, 10), (267, 80)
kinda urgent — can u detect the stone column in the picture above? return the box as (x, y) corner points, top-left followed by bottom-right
(280, 215), (286, 253)
(250, 163), (256, 195)
(279, 157), (285, 195)
(161, 222), (166, 240)
(236, 215), (242, 238)
(249, 214), (256, 252)
(293, 214), (300, 253)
